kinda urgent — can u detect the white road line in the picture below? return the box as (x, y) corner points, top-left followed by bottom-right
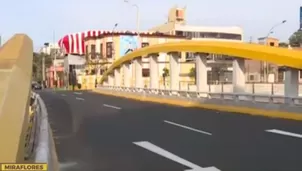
(75, 97), (85, 101)
(103, 104), (121, 110)
(164, 120), (212, 136)
(73, 92), (82, 95)
(133, 141), (220, 171)
(265, 129), (302, 139)
(61, 94), (66, 96)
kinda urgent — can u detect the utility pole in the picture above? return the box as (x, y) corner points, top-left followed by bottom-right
(124, 0), (141, 48)
(42, 50), (46, 87)
(264, 20), (287, 82)
(53, 30), (57, 87)
(43, 43), (49, 88)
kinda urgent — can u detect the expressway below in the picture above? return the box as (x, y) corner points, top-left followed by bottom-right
(39, 90), (302, 171)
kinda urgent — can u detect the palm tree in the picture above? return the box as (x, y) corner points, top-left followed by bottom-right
(162, 67), (169, 87)
(189, 67), (196, 83)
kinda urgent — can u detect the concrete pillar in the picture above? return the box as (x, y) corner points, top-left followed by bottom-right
(123, 63), (131, 87)
(149, 53), (159, 89)
(195, 53), (208, 92)
(114, 68), (121, 86)
(284, 68), (299, 97)
(169, 52), (180, 90)
(134, 57), (143, 88)
(232, 58), (245, 93)
(108, 74), (114, 86)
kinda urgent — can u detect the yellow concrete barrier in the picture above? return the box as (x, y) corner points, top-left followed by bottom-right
(0, 34), (33, 162)
(93, 89), (302, 121)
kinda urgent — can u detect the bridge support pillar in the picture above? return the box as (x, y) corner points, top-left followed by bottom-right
(134, 57), (143, 88)
(169, 52), (180, 90)
(284, 67), (299, 98)
(195, 53), (208, 93)
(123, 63), (131, 87)
(149, 54), (159, 89)
(108, 74), (114, 86)
(232, 58), (245, 93)
(114, 68), (121, 87)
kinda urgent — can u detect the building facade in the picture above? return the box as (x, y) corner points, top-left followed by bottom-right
(149, 6), (244, 84)
(84, 32), (188, 86)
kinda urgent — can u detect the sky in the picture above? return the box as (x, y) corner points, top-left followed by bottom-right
(0, 0), (301, 50)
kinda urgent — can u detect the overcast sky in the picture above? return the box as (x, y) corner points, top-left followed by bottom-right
(1, 0), (301, 50)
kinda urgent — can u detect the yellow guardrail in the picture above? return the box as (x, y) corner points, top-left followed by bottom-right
(0, 34), (33, 163)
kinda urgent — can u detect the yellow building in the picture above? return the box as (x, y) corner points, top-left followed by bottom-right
(84, 32), (192, 87)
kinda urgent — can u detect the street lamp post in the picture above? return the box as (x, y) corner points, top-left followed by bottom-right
(52, 31), (58, 88)
(124, 0), (141, 48)
(43, 43), (49, 88)
(263, 20), (287, 82)
(112, 23), (118, 61)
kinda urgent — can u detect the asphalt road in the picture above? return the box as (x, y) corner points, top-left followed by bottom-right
(39, 90), (302, 171)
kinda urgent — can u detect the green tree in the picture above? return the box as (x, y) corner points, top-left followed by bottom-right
(289, 30), (302, 47)
(32, 52), (52, 81)
(278, 42), (289, 48)
(188, 67), (196, 83)
(162, 67), (169, 86)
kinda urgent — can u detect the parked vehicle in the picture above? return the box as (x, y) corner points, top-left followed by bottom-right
(32, 81), (42, 90)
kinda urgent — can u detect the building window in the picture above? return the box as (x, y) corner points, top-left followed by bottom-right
(142, 68), (150, 77)
(100, 43), (103, 58)
(249, 75), (255, 81)
(175, 31), (183, 36)
(269, 42), (275, 46)
(85, 45), (89, 59)
(185, 52), (195, 61)
(106, 42), (113, 58)
(142, 42), (149, 48)
(91, 44), (96, 59)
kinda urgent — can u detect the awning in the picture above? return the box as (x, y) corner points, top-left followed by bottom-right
(66, 54), (86, 65)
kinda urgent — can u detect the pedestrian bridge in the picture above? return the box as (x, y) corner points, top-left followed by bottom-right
(100, 40), (302, 98)
(1, 34), (302, 170)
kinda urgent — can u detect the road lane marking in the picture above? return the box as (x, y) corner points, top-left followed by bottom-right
(265, 129), (302, 139)
(74, 92), (82, 95)
(103, 104), (121, 110)
(133, 141), (220, 171)
(164, 120), (212, 136)
(61, 94), (66, 96)
(75, 97), (85, 101)
(59, 162), (78, 170)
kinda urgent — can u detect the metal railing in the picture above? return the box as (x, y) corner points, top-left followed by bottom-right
(98, 86), (302, 106)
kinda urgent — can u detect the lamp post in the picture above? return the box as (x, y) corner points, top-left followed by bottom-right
(52, 31), (58, 88)
(43, 43), (50, 88)
(263, 20), (287, 82)
(112, 23), (118, 61)
(124, 0), (141, 48)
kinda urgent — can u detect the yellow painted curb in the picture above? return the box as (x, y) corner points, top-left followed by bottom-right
(92, 90), (302, 121)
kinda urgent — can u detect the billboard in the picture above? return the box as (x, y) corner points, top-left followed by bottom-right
(300, 6), (302, 29)
(119, 35), (138, 57)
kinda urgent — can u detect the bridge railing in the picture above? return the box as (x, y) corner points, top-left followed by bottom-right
(0, 34), (58, 169)
(96, 86), (302, 120)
